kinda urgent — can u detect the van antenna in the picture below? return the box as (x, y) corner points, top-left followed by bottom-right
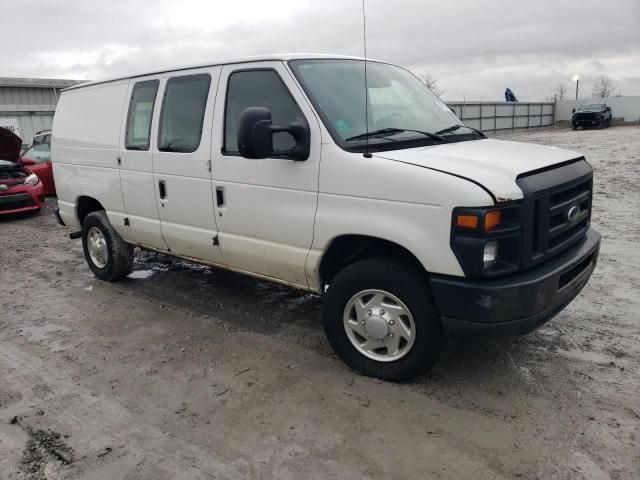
(362, 0), (372, 158)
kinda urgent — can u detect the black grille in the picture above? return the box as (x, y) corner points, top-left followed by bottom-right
(0, 193), (33, 211)
(543, 178), (591, 251)
(575, 112), (598, 121)
(517, 159), (593, 269)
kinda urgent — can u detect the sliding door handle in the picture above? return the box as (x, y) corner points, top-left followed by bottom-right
(159, 180), (167, 199)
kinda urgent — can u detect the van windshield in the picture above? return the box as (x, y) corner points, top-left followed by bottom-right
(289, 59), (468, 152)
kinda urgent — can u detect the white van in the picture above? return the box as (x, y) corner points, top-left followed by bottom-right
(52, 54), (600, 381)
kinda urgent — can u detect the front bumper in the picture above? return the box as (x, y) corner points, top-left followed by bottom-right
(0, 183), (45, 215)
(430, 228), (600, 337)
(573, 117), (604, 127)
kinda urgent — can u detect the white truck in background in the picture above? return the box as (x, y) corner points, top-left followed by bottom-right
(52, 54), (600, 381)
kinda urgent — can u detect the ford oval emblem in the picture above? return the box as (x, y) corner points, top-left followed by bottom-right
(567, 205), (581, 223)
(0, 184), (8, 191)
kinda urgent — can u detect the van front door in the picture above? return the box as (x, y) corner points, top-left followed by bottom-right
(152, 68), (225, 264)
(211, 62), (321, 288)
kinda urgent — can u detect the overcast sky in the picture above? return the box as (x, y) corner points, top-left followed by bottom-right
(4, 0), (639, 101)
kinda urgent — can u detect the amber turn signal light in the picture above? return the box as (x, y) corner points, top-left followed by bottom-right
(484, 210), (501, 230)
(456, 214), (479, 229)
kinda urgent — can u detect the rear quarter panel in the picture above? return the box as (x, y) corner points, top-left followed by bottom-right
(52, 81), (129, 228)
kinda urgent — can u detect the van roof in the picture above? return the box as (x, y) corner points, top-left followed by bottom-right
(64, 53), (378, 91)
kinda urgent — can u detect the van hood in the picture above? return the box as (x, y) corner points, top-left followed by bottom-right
(0, 127), (22, 163)
(374, 138), (583, 202)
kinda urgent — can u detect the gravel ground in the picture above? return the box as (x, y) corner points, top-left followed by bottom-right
(1, 126), (638, 479)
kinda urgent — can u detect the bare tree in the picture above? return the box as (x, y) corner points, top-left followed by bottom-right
(556, 84), (567, 100)
(592, 75), (615, 98)
(419, 73), (445, 97)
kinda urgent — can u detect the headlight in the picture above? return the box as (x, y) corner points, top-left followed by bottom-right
(24, 173), (40, 186)
(483, 241), (498, 268)
(451, 204), (522, 277)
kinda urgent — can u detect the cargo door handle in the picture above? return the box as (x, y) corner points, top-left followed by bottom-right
(159, 180), (167, 199)
(216, 186), (225, 207)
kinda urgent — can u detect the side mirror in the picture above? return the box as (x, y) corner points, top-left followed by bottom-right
(20, 157), (36, 166)
(237, 107), (310, 161)
(606, 106), (611, 112)
(571, 108), (576, 113)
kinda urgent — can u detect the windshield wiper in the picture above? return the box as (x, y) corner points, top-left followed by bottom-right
(435, 124), (486, 138)
(346, 128), (446, 142)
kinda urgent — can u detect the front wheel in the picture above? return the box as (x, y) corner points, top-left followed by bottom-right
(323, 258), (443, 382)
(82, 210), (134, 281)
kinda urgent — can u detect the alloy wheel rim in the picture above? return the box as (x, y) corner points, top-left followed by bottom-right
(343, 289), (416, 362)
(87, 227), (108, 268)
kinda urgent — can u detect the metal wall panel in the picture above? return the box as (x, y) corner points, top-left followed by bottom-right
(0, 85), (60, 145)
(0, 87), (60, 106)
(0, 114), (54, 145)
(446, 101), (555, 132)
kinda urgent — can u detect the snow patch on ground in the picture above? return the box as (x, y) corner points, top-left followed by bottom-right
(128, 270), (155, 279)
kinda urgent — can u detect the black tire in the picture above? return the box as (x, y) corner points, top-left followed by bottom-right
(323, 257), (443, 382)
(82, 210), (134, 282)
(572, 125), (577, 130)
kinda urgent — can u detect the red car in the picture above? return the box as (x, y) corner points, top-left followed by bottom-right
(20, 137), (56, 196)
(0, 127), (45, 215)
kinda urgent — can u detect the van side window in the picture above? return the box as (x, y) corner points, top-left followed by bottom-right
(158, 74), (211, 153)
(125, 80), (159, 150)
(224, 69), (306, 154)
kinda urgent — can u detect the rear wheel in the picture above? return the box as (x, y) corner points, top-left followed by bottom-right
(323, 257), (443, 382)
(82, 211), (134, 281)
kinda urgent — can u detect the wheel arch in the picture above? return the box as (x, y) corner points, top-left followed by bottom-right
(318, 234), (427, 288)
(76, 195), (105, 225)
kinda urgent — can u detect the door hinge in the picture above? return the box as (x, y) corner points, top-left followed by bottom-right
(117, 155), (122, 166)
(124, 217), (130, 226)
(212, 235), (219, 246)
(207, 159), (212, 172)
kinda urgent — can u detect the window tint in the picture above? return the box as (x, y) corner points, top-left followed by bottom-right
(125, 80), (159, 150)
(23, 144), (51, 163)
(158, 74), (211, 153)
(224, 70), (306, 153)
